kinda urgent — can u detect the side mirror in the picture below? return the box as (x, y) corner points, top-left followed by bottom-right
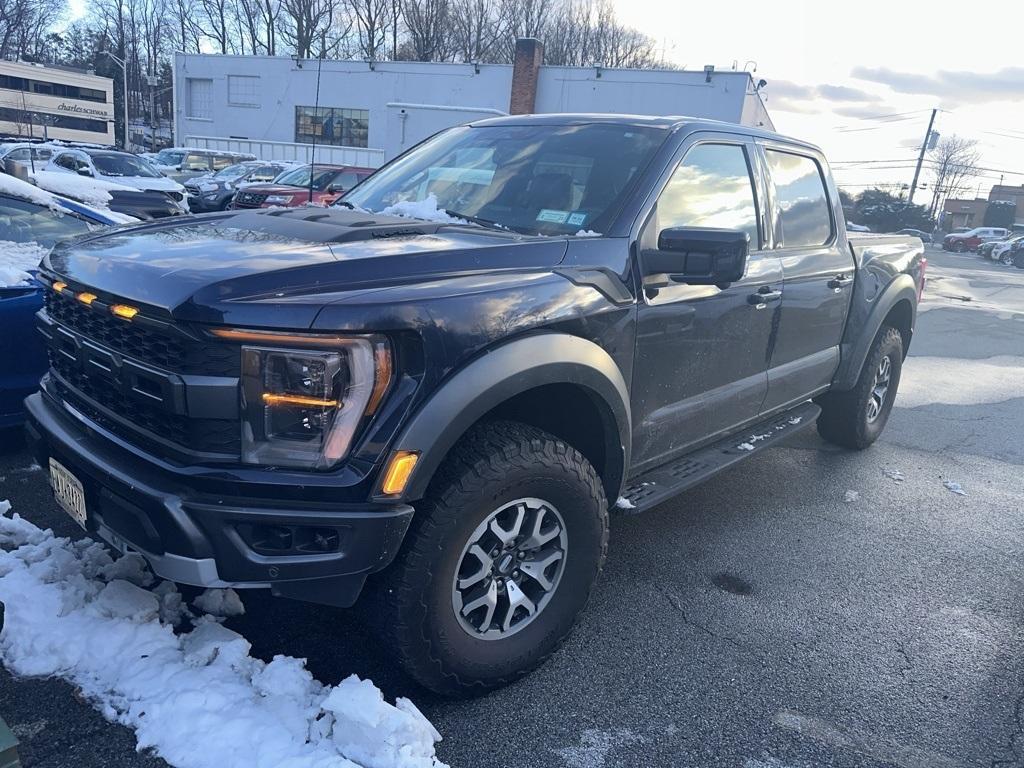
(76, 167), (93, 177)
(643, 227), (749, 286)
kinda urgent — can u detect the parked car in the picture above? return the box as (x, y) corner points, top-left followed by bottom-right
(27, 170), (183, 221)
(183, 162), (293, 212)
(1008, 238), (1024, 269)
(846, 221), (871, 232)
(942, 226), (1008, 252)
(229, 163), (373, 209)
(895, 228), (932, 243)
(0, 142), (57, 172)
(46, 148), (188, 212)
(26, 115), (924, 695)
(0, 175), (123, 428)
(982, 234), (1024, 264)
(150, 147), (258, 182)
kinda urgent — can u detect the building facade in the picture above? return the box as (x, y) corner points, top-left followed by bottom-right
(0, 59), (115, 145)
(987, 184), (1024, 230)
(173, 43), (773, 164)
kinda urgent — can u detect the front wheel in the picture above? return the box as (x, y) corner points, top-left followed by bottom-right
(816, 326), (903, 449)
(372, 421), (608, 696)
(954, 241), (967, 253)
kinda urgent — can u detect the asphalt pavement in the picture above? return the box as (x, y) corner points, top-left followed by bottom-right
(1, 246), (1022, 768)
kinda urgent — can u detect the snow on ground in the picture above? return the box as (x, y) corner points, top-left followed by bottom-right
(898, 355), (1024, 408)
(30, 170), (134, 207)
(0, 500), (446, 768)
(193, 588), (246, 618)
(0, 240), (47, 287)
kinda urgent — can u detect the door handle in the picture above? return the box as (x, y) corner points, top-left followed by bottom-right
(828, 274), (854, 290)
(748, 287), (782, 306)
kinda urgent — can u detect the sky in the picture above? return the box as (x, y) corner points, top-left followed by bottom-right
(614, 0), (1024, 205)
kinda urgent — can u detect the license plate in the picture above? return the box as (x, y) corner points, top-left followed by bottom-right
(49, 458), (87, 529)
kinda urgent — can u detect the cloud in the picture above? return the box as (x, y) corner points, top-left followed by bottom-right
(851, 66), (1024, 105)
(765, 78), (882, 113)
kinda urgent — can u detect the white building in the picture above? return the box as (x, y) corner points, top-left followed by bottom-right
(173, 40), (773, 166)
(0, 59), (115, 145)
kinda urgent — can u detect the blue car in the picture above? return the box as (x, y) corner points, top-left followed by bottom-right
(0, 184), (124, 428)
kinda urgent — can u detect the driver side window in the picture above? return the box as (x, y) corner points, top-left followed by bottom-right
(55, 153), (77, 170)
(653, 143), (760, 249)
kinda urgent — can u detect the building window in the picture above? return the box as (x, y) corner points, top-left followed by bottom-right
(0, 74), (108, 103)
(227, 75), (258, 106)
(187, 78), (213, 119)
(295, 106), (369, 148)
(0, 106), (109, 135)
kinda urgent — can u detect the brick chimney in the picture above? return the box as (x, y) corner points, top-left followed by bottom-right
(509, 38), (543, 115)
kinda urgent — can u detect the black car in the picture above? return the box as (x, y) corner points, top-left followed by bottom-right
(183, 162), (292, 212)
(27, 114), (925, 695)
(895, 228), (932, 243)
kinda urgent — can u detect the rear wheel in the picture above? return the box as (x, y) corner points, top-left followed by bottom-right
(954, 241), (967, 253)
(816, 326), (903, 449)
(372, 421), (608, 696)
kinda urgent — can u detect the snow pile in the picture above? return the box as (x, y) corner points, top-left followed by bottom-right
(193, 587), (246, 618)
(574, 230), (602, 238)
(0, 172), (57, 209)
(736, 442), (755, 452)
(30, 170), (133, 207)
(614, 496), (636, 510)
(0, 240), (47, 287)
(0, 500), (446, 768)
(379, 194), (465, 224)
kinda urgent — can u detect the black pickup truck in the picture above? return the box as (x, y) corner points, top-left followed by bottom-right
(25, 115), (925, 695)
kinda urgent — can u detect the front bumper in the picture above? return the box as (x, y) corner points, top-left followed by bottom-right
(24, 390), (414, 607)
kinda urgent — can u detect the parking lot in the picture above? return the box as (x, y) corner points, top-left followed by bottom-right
(1, 246), (1022, 768)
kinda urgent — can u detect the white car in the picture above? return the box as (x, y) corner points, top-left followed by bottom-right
(991, 235), (1024, 264)
(46, 148), (188, 211)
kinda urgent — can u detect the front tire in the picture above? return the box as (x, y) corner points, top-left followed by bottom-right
(816, 326), (903, 449)
(373, 421), (608, 696)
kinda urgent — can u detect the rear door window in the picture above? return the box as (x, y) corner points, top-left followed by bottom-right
(765, 149), (832, 248)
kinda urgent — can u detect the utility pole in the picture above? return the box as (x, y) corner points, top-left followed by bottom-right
(908, 108), (937, 205)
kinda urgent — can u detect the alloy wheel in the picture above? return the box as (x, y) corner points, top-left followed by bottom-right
(452, 497), (568, 640)
(866, 354), (892, 423)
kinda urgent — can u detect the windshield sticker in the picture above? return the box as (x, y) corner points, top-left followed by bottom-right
(567, 212), (587, 226)
(537, 209), (569, 224)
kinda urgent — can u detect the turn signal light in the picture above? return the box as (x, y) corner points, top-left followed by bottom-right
(381, 451), (419, 495)
(261, 393), (339, 408)
(77, 292), (97, 305)
(52, 281), (67, 293)
(110, 304), (139, 320)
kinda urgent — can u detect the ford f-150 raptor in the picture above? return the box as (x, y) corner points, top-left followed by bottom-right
(24, 115), (925, 695)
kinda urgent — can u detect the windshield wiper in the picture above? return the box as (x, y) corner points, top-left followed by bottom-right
(443, 209), (512, 232)
(334, 200), (356, 209)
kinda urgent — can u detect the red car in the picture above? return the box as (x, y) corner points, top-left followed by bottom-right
(229, 164), (374, 209)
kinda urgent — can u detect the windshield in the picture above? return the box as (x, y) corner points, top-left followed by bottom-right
(0, 197), (96, 248)
(214, 163), (255, 181)
(344, 124), (667, 235)
(276, 166), (341, 190)
(92, 154), (161, 178)
(155, 150), (185, 166)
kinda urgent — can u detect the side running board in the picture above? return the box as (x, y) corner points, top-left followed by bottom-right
(618, 401), (821, 514)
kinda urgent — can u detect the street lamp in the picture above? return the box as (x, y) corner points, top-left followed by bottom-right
(99, 50), (129, 151)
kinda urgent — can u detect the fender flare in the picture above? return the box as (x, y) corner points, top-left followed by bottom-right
(832, 274), (918, 391)
(381, 333), (632, 503)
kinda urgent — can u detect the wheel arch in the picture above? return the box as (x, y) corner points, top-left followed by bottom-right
(832, 274), (918, 391)
(380, 333), (631, 505)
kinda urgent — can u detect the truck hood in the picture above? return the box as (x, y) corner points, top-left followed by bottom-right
(44, 207), (568, 328)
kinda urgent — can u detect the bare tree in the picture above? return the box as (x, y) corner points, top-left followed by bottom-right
(348, 0), (390, 59)
(0, 0), (67, 60)
(400, 0), (451, 60)
(928, 135), (982, 218)
(449, 0), (505, 62)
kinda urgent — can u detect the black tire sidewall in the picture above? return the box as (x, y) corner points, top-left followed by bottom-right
(423, 462), (602, 678)
(859, 329), (903, 443)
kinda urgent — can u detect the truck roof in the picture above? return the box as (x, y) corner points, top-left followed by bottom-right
(469, 113), (822, 154)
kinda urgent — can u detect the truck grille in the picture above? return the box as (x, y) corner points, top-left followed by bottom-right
(44, 290), (238, 375)
(43, 286), (241, 460)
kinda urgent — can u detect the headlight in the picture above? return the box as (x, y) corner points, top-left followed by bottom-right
(265, 194), (293, 204)
(226, 332), (392, 469)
